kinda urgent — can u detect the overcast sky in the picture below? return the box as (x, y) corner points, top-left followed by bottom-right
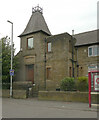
(0, 0), (98, 54)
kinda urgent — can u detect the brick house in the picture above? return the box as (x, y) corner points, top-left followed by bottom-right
(15, 6), (99, 92)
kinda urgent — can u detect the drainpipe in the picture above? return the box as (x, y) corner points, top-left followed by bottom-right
(44, 38), (47, 90)
(72, 30), (74, 77)
(76, 47), (79, 78)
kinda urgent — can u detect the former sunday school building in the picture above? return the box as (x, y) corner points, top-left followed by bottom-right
(15, 6), (99, 91)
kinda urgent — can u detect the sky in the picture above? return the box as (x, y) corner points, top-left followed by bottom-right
(0, 0), (98, 54)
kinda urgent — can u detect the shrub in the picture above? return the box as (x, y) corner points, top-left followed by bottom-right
(76, 77), (88, 91)
(60, 77), (75, 91)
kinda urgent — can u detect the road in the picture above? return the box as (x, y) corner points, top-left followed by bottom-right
(1, 98), (98, 118)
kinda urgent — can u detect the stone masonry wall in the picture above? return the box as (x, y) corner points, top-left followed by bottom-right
(16, 32), (49, 91)
(16, 32), (75, 91)
(45, 33), (73, 90)
(76, 45), (99, 77)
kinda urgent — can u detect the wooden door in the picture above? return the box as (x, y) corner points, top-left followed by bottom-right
(27, 64), (34, 84)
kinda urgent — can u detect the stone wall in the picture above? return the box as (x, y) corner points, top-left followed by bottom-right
(2, 90), (10, 98)
(2, 90), (99, 104)
(76, 45), (99, 77)
(2, 89), (27, 99)
(45, 33), (74, 90)
(38, 91), (99, 103)
(16, 32), (49, 91)
(16, 32), (75, 91)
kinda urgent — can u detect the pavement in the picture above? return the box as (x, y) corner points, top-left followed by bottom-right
(1, 98), (99, 118)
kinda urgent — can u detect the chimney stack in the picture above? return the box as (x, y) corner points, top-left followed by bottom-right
(72, 30), (74, 35)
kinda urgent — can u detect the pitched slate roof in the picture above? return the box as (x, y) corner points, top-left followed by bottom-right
(74, 29), (99, 46)
(19, 11), (51, 37)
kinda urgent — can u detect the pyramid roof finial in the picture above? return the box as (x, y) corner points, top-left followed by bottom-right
(19, 6), (51, 37)
(32, 5), (43, 14)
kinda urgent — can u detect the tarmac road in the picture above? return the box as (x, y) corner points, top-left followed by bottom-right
(1, 98), (98, 118)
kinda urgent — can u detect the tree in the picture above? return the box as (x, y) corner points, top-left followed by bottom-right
(2, 37), (11, 84)
(1, 37), (19, 88)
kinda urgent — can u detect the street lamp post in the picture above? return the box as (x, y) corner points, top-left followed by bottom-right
(7, 20), (13, 97)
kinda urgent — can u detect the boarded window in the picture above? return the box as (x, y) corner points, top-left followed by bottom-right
(26, 64), (34, 84)
(46, 67), (51, 79)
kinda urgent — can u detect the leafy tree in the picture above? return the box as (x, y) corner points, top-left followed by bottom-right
(2, 37), (11, 84)
(1, 37), (19, 88)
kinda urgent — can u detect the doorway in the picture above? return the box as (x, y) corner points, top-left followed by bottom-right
(26, 64), (34, 84)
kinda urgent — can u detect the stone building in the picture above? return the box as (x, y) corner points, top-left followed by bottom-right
(15, 6), (99, 92)
(74, 30), (99, 77)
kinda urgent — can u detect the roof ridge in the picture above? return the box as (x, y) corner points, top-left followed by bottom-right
(46, 32), (71, 39)
(74, 29), (98, 36)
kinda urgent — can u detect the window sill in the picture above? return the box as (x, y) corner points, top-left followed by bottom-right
(47, 51), (53, 54)
(27, 48), (34, 50)
(88, 55), (99, 57)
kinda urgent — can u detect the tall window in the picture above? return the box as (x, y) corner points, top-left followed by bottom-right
(27, 37), (34, 49)
(89, 47), (92, 56)
(88, 45), (99, 57)
(47, 42), (51, 52)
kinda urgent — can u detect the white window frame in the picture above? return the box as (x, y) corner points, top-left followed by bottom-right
(88, 45), (99, 57)
(27, 37), (34, 49)
(88, 46), (93, 57)
(47, 42), (51, 52)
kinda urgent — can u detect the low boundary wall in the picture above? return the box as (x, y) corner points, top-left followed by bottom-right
(38, 91), (98, 103)
(2, 90), (98, 103)
(2, 89), (27, 99)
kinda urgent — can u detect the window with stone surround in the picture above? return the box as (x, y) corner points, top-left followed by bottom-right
(27, 37), (34, 49)
(88, 45), (99, 57)
(47, 42), (51, 52)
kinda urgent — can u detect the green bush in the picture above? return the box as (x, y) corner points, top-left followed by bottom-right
(76, 77), (88, 91)
(60, 77), (75, 91)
